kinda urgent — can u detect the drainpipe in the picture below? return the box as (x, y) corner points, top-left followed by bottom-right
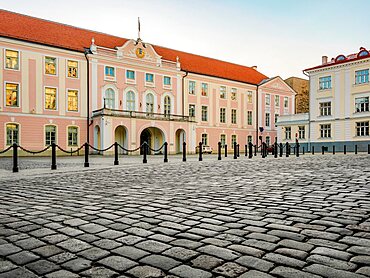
(182, 71), (189, 117)
(256, 84), (259, 147)
(84, 48), (93, 144)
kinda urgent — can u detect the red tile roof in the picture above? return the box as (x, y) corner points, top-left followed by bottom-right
(0, 9), (267, 85)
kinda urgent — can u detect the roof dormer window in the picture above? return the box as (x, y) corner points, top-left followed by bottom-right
(335, 55), (346, 62)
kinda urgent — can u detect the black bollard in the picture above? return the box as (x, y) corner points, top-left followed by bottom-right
(286, 142), (289, 157)
(303, 146), (305, 155)
(279, 143), (283, 157)
(143, 142), (147, 164)
(333, 145), (335, 155)
(164, 142), (168, 163)
(262, 143), (266, 158)
(296, 139), (299, 157)
(312, 146), (315, 155)
(84, 142), (89, 167)
(322, 146), (325, 155)
(237, 144), (240, 157)
(225, 144), (227, 157)
(51, 143), (57, 170)
(233, 142), (237, 159)
(293, 146), (296, 155)
(254, 144), (257, 156)
(182, 142), (186, 162)
(245, 145), (248, 156)
(12, 143), (19, 173)
(248, 142), (253, 159)
(114, 142), (119, 165)
(355, 145), (358, 154)
(368, 144), (370, 155)
(199, 142), (203, 161)
(274, 142), (278, 158)
(218, 142), (222, 160)
(344, 145), (346, 154)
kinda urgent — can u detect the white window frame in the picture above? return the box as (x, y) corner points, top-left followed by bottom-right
(44, 86), (58, 111)
(4, 49), (20, 71)
(66, 59), (79, 79)
(44, 124), (57, 146)
(66, 88), (79, 113)
(4, 81), (21, 108)
(44, 56), (58, 76)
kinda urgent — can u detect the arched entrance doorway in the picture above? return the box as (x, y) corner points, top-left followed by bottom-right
(115, 126), (128, 154)
(140, 127), (165, 155)
(94, 125), (101, 153)
(175, 129), (186, 153)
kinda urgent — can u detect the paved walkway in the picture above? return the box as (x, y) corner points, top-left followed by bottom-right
(0, 154), (370, 277)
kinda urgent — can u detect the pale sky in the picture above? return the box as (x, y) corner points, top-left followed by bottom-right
(2, 0), (370, 79)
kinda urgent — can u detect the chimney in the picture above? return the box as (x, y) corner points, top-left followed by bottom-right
(251, 66), (257, 70)
(322, 56), (328, 65)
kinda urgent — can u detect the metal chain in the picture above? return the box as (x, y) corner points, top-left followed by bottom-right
(87, 143), (114, 153)
(0, 145), (13, 154)
(56, 144), (84, 154)
(18, 145), (51, 154)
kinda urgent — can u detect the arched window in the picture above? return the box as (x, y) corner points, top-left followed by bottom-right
(164, 96), (171, 116)
(126, 91), (135, 111)
(146, 93), (154, 113)
(104, 88), (115, 109)
(6, 123), (19, 145)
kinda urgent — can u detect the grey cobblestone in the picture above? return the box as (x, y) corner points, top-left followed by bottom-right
(0, 155), (370, 277)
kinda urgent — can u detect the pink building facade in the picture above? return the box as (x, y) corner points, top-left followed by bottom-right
(0, 10), (295, 154)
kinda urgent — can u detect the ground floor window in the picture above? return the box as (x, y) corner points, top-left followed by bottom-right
(68, 126), (78, 146)
(266, 136), (270, 146)
(320, 124), (331, 138)
(231, 135), (237, 148)
(45, 125), (56, 145)
(247, 135), (253, 144)
(220, 134), (226, 147)
(298, 126), (305, 139)
(356, 121), (369, 136)
(285, 127), (291, 140)
(6, 123), (19, 145)
(201, 133), (208, 146)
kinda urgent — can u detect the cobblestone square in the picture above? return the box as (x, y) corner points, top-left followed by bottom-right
(0, 154), (370, 277)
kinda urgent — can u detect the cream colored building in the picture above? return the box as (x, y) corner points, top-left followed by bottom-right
(277, 47), (370, 151)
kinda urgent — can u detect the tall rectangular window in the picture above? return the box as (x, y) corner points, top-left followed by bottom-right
(68, 127), (78, 146)
(201, 83), (208, 96)
(231, 109), (237, 124)
(298, 126), (305, 139)
(247, 135), (253, 144)
(266, 136), (270, 146)
(355, 97), (369, 112)
(285, 127), (291, 140)
(355, 69), (369, 84)
(275, 95), (280, 107)
(247, 91), (253, 103)
(45, 87), (57, 110)
(231, 135), (237, 149)
(189, 104), (195, 117)
(164, 76), (171, 85)
(220, 134), (226, 147)
(5, 49), (19, 70)
(284, 97), (289, 108)
(45, 56), (57, 75)
(356, 121), (369, 136)
(220, 86), (226, 99)
(231, 88), (237, 100)
(67, 60), (78, 78)
(201, 106), (208, 121)
(189, 81), (196, 94)
(247, 111), (253, 125)
(220, 108), (226, 123)
(6, 123), (19, 145)
(319, 76), (332, 90)
(45, 125), (56, 145)
(201, 134), (208, 146)
(105, 66), (115, 77)
(265, 113), (270, 127)
(265, 94), (270, 106)
(67, 90), (78, 112)
(319, 102), (331, 116)
(126, 70), (135, 80)
(320, 124), (331, 138)
(146, 73), (154, 83)
(5, 83), (19, 107)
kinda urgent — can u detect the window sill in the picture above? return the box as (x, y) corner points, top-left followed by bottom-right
(5, 68), (20, 72)
(353, 82), (369, 87)
(145, 82), (155, 87)
(163, 85), (172, 90)
(126, 79), (136, 85)
(104, 76), (116, 82)
(318, 88), (332, 92)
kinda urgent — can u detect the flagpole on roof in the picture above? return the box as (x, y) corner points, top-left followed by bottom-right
(138, 17), (141, 40)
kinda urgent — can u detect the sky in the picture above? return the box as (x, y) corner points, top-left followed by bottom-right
(2, 0), (370, 79)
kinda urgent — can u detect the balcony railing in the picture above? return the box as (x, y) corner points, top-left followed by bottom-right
(92, 108), (195, 122)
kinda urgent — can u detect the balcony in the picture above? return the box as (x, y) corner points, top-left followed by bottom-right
(92, 108), (195, 122)
(276, 113), (309, 125)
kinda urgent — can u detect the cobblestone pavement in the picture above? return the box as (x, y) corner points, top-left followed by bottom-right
(0, 155), (370, 278)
